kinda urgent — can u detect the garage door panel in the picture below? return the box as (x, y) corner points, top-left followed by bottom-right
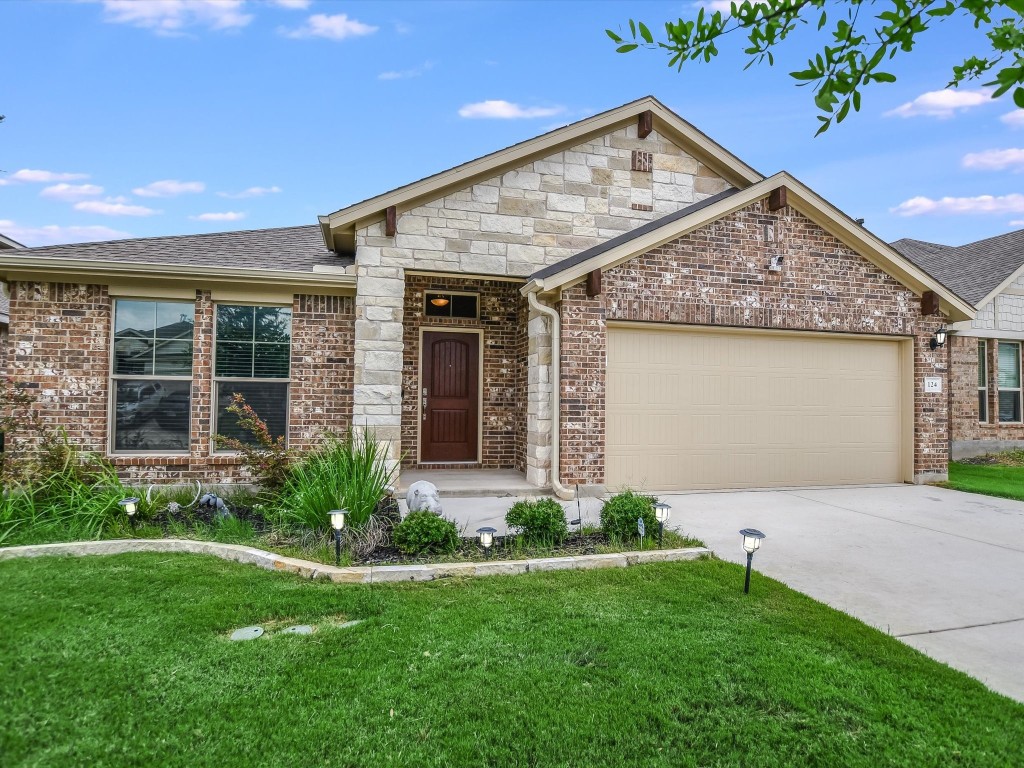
(606, 326), (903, 491)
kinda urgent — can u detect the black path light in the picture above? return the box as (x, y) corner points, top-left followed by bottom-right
(119, 497), (140, 528)
(740, 528), (766, 594)
(476, 526), (497, 558)
(653, 501), (671, 548)
(329, 509), (348, 567)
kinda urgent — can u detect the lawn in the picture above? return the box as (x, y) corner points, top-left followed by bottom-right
(2, 555), (1021, 767)
(944, 461), (1024, 502)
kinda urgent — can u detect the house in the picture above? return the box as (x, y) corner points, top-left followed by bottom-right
(0, 96), (970, 494)
(894, 230), (1024, 459)
(0, 232), (24, 373)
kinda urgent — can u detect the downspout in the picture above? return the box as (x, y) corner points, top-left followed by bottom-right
(527, 290), (575, 500)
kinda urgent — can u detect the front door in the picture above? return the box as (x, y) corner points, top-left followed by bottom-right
(421, 331), (479, 462)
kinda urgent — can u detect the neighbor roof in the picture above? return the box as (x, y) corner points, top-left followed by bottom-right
(892, 229), (1024, 307)
(5, 225), (347, 273)
(525, 171), (974, 323)
(319, 95), (765, 254)
(0, 232), (24, 249)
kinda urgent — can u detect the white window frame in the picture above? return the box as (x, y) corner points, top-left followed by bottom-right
(212, 303), (293, 452)
(108, 298), (195, 455)
(998, 340), (1022, 424)
(978, 340), (988, 423)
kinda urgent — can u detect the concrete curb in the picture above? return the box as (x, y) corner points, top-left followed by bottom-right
(0, 538), (712, 583)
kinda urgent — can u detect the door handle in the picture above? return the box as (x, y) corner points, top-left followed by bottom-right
(422, 390), (428, 420)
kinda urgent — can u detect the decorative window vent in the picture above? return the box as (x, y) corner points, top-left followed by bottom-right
(631, 150), (653, 173)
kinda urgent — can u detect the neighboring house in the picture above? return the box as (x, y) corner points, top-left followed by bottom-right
(894, 230), (1024, 459)
(0, 96), (970, 493)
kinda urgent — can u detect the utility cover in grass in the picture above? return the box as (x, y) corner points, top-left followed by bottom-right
(229, 626), (264, 641)
(281, 625), (314, 635)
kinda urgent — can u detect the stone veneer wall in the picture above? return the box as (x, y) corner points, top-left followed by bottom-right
(948, 334), (1024, 457)
(352, 123), (732, 485)
(401, 275), (527, 470)
(5, 282), (355, 484)
(557, 199), (949, 486)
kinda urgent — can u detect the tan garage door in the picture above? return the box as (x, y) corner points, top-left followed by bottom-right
(606, 325), (905, 491)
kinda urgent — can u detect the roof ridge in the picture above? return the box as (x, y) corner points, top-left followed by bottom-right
(17, 223), (320, 253)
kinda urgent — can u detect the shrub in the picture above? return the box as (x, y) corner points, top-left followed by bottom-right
(600, 490), (658, 542)
(505, 498), (568, 544)
(214, 393), (292, 492)
(392, 511), (459, 555)
(278, 430), (397, 531)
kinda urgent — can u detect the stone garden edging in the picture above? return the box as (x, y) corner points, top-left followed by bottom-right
(0, 538), (712, 582)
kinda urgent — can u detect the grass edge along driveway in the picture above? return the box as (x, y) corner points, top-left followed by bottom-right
(944, 461), (1024, 502)
(2, 554), (1021, 768)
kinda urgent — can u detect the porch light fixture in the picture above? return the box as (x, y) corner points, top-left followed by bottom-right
(739, 528), (766, 594)
(429, 295), (450, 307)
(653, 501), (671, 548)
(930, 327), (948, 350)
(476, 526), (497, 556)
(119, 497), (140, 527)
(329, 509), (348, 567)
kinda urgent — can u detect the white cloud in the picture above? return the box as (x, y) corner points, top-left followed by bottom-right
(0, 168), (89, 186)
(692, 1), (734, 12)
(189, 211), (246, 221)
(217, 185), (281, 198)
(1010, 219), (1024, 226)
(280, 13), (378, 40)
(1001, 110), (1024, 128)
(891, 193), (1024, 217)
(269, 0), (310, 8)
(40, 183), (105, 201)
(458, 100), (565, 119)
(884, 88), (992, 119)
(0, 219), (132, 247)
(97, 0), (252, 35)
(132, 179), (205, 197)
(378, 61), (433, 81)
(962, 148), (1024, 172)
(74, 200), (161, 216)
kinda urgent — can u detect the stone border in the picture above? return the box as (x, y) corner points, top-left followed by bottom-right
(0, 538), (712, 583)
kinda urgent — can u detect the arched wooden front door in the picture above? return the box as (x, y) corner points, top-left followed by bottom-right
(420, 331), (479, 462)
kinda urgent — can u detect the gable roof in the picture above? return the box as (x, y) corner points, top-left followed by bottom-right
(0, 225), (355, 291)
(892, 229), (1024, 308)
(318, 95), (764, 254)
(524, 171), (974, 323)
(0, 232), (24, 250)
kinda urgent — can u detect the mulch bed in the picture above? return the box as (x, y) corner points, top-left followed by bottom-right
(355, 530), (614, 566)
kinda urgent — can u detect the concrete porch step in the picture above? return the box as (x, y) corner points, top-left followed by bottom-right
(397, 469), (550, 499)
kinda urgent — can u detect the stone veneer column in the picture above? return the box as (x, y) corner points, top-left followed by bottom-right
(525, 309), (553, 487)
(352, 261), (406, 473)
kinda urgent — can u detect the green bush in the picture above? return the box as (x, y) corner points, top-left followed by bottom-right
(392, 511), (460, 555)
(278, 430), (397, 531)
(600, 490), (658, 542)
(505, 498), (568, 544)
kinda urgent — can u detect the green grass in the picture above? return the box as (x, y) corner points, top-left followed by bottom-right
(1, 556), (1021, 767)
(944, 462), (1024, 501)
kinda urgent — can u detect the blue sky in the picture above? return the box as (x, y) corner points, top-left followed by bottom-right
(1, 0), (1021, 249)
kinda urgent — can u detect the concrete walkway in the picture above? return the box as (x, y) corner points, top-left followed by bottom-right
(440, 484), (1024, 702)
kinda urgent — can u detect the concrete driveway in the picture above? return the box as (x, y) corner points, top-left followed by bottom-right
(440, 484), (1024, 702)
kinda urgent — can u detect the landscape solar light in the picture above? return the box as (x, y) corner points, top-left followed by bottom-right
(119, 497), (140, 528)
(329, 509), (348, 567)
(930, 327), (948, 350)
(653, 501), (671, 548)
(739, 528), (766, 594)
(477, 526), (497, 557)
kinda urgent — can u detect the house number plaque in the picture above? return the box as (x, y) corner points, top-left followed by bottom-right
(924, 377), (942, 393)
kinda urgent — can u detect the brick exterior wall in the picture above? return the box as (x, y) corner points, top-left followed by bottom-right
(4, 282), (355, 484)
(948, 334), (1024, 457)
(401, 274), (527, 470)
(558, 199), (949, 486)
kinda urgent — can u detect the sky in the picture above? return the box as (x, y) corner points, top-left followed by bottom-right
(1, 0), (1021, 250)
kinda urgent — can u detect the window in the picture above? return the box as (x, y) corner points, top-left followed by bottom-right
(424, 292), (478, 319)
(111, 300), (194, 452)
(214, 305), (291, 446)
(978, 340), (988, 423)
(998, 341), (1022, 423)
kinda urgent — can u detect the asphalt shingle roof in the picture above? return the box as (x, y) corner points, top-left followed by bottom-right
(4, 225), (351, 273)
(891, 229), (1024, 307)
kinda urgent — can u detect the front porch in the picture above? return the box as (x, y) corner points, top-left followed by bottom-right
(397, 468), (548, 498)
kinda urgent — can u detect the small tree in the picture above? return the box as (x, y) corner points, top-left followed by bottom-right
(214, 393), (292, 491)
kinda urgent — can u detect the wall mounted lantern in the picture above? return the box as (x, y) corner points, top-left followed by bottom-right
(739, 528), (766, 594)
(930, 327), (948, 350)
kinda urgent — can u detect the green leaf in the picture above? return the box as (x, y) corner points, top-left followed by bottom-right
(616, 44), (639, 53)
(1015, 86), (1024, 109)
(629, 18), (636, 38)
(638, 21), (654, 44)
(605, 29), (623, 43)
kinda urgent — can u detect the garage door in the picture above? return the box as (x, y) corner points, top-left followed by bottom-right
(606, 325), (904, 491)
